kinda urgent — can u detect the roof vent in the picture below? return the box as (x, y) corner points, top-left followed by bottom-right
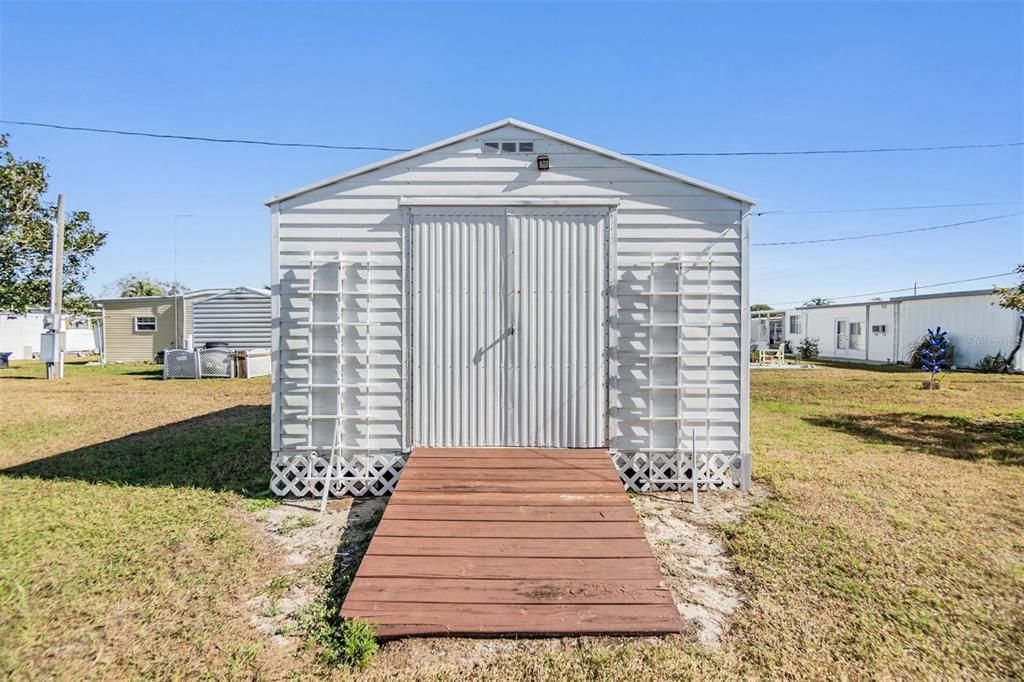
(483, 141), (534, 154)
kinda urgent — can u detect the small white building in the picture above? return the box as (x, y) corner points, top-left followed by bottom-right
(266, 119), (755, 498)
(0, 312), (45, 360)
(0, 312), (97, 360)
(753, 289), (1023, 370)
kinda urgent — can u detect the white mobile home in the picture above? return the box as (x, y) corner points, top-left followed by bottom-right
(759, 289), (1022, 370)
(267, 119), (754, 497)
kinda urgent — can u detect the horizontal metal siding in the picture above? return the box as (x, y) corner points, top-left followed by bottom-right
(274, 127), (746, 456)
(412, 212), (505, 446)
(193, 292), (272, 349)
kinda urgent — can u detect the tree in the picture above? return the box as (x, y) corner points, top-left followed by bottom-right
(750, 303), (773, 311)
(0, 135), (106, 314)
(994, 264), (1024, 311)
(804, 297), (832, 306)
(109, 272), (188, 298)
(993, 264), (1024, 372)
(120, 277), (165, 297)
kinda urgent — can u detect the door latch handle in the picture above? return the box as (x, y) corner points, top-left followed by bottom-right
(507, 325), (515, 336)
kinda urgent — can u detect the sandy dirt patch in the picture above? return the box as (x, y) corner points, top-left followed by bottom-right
(242, 495), (388, 649)
(632, 486), (768, 647)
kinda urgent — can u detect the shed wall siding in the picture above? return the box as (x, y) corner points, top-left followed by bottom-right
(193, 291), (272, 349)
(273, 126), (746, 460)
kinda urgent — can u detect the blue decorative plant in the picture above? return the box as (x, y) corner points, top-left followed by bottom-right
(919, 326), (949, 384)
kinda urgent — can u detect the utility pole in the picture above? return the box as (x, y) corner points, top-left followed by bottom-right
(44, 194), (66, 380)
(173, 213), (194, 287)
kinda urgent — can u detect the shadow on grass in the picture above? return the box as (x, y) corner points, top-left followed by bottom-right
(332, 497), (385, 604)
(295, 496), (388, 657)
(119, 368), (165, 379)
(805, 412), (1024, 466)
(808, 359), (919, 374)
(0, 405), (271, 493)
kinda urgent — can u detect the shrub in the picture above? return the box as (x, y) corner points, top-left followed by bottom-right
(796, 337), (819, 360)
(975, 352), (1010, 373)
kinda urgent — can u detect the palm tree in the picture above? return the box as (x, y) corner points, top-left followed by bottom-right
(120, 278), (166, 297)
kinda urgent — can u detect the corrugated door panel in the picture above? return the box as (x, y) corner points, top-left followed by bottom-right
(507, 210), (607, 447)
(413, 212), (505, 446)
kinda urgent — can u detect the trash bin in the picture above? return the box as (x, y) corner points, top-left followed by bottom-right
(0, 352), (11, 369)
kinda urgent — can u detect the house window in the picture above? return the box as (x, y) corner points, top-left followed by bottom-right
(788, 315), (801, 335)
(849, 322), (864, 350)
(483, 141), (535, 154)
(134, 316), (157, 332)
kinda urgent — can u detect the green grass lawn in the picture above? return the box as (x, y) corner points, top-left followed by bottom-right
(1, 359), (1021, 679)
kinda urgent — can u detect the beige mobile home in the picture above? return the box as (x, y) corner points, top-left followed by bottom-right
(266, 119), (755, 499)
(94, 290), (223, 363)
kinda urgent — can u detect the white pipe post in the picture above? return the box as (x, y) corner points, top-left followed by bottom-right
(47, 194), (65, 380)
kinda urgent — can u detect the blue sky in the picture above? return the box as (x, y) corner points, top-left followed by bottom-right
(2, 1), (1021, 306)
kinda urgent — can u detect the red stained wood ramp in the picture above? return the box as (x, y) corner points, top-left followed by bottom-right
(340, 447), (683, 639)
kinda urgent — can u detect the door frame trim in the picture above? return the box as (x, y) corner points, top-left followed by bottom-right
(834, 317), (849, 356)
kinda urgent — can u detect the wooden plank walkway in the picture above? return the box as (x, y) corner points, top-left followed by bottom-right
(340, 447), (683, 639)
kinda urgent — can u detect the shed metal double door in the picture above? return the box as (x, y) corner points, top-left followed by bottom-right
(411, 206), (609, 448)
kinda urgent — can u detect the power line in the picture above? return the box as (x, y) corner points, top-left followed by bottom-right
(752, 213), (1021, 246)
(0, 120), (410, 152)
(755, 201), (1024, 217)
(765, 272), (1016, 307)
(630, 142), (1024, 156)
(2, 119), (1023, 157)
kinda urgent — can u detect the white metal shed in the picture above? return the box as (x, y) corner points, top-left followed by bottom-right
(267, 119), (755, 498)
(192, 287), (272, 350)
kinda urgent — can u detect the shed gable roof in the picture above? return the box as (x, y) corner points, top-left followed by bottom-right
(265, 119), (756, 206)
(194, 286), (271, 304)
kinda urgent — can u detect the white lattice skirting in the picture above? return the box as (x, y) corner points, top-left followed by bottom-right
(270, 452), (407, 497)
(611, 451), (745, 492)
(271, 450), (745, 498)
